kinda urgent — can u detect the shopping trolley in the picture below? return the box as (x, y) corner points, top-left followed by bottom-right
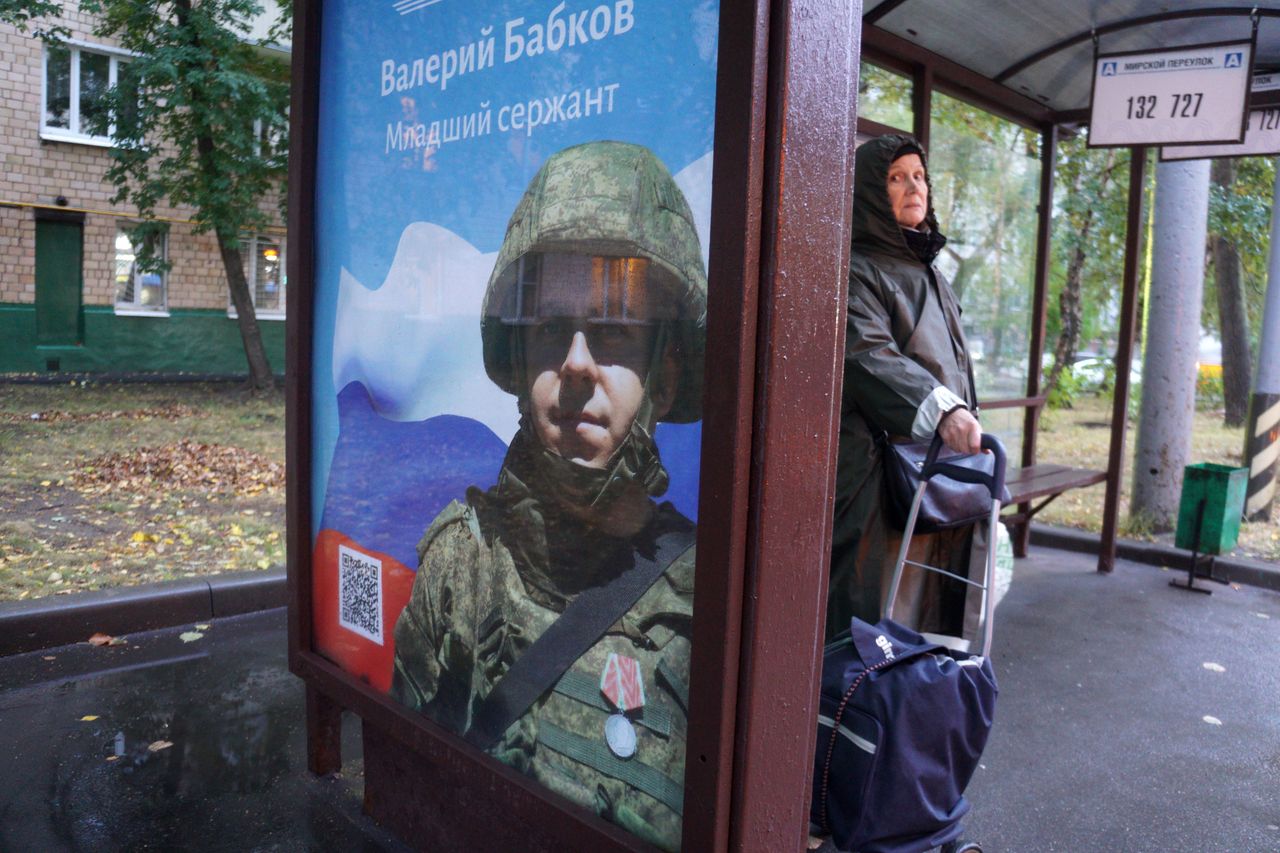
(886, 432), (1006, 853)
(885, 431), (1008, 660)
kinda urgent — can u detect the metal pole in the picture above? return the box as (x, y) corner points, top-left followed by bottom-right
(1017, 122), (1057, 557)
(1099, 147), (1147, 573)
(1131, 158), (1212, 529)
(1243, 158), (1280, 521)
(727, 0), (861, 848)
(912, 63), (932, 151)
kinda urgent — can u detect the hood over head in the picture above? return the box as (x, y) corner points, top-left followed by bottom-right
(850, 133), (946, 264)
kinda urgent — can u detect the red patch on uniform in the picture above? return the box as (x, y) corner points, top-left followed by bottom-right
(600, 652), (646, 712)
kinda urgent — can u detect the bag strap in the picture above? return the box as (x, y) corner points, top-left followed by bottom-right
(465, 518), (695, 752)
(817, 656), (897, 833)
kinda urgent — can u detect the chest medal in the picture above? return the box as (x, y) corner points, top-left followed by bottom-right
(600, 652), (645, 759)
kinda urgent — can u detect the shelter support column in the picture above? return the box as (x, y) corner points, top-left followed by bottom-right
(1099, 148), (1147, 573)
(727, 0), (860, 848)
(1131, 159), (1211, 530)
(1017, 123), (1058, 557)
(1243, 159), (1280, 521)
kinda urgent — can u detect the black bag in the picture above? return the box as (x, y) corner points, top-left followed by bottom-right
(810, 616), (998, 853)
(879, 433), (1010, 534)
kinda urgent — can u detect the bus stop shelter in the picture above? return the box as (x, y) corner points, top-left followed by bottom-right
(285, 1), (1280, 850)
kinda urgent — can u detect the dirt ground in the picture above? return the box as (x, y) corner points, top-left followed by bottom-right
(1, 381), (1275, 603)
(0, 381), (285, 602)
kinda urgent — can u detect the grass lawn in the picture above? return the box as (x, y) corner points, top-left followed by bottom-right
(0, 381), (1274, 604)
(0, 381), (285, 602)
(1033, 394), (1279, 562)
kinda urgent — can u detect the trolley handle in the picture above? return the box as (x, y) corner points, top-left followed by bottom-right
(921, 432), (1007, 502)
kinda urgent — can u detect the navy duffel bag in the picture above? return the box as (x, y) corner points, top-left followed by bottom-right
(810, 617), (997, 853)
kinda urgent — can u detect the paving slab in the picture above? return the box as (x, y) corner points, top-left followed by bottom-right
(965, 548), (1280, 852)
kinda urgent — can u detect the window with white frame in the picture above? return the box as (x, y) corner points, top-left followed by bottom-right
(43, 41), (138, 144)
(114, 226), (168, 314)
(233, 234), (286, 318)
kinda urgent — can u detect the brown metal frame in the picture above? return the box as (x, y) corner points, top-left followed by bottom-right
(1012, 123), (1059, 555)
(862, 26), (1055, 128)
(854, 21), (1196, 576)
(726, 1), (862, 847)
(1098, 147), (1149, 573)
(286, 0), (864, 849)
(284, 0), (1214, 842)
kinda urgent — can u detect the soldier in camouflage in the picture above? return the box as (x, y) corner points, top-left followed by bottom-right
(390, 141), (706, 851)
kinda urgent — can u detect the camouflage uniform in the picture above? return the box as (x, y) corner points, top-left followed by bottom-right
(390, 141), (706, 851)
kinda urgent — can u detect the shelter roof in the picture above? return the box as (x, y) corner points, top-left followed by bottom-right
(863, 1), (1280, 119)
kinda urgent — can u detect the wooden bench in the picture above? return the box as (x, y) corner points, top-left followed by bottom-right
(1001, 463), (1108, 557)
(983, 396), (1108, 558)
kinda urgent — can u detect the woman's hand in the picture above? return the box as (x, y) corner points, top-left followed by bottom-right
(938, 406), (982, 455)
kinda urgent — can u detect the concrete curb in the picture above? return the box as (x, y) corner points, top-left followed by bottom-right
(0, 372), (275, 385)
(1029, 524), (1280, 592)
(0, 566), (286, 656)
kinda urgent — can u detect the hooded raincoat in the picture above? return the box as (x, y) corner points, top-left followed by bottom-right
(828, 134), (978, 641)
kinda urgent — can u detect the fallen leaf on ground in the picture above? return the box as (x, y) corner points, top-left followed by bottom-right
(42, 656), (55, 661)
(79, 715), (99, 722)
(178, 631), (204, 643)
(194, 623), (210, 630)
(88, 633), (114, 646)
(105, 756), (119, 762)
(1202, 662), (1225, 673)
(1202, 715), (1223, 726)
(71, 440), (284, 496)
(147, 740), (174, 752)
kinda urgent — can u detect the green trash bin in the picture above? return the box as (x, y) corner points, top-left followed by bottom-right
(1174, 463), (1249, 555)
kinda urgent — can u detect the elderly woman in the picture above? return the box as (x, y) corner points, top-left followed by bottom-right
(828, 133), (983, 640)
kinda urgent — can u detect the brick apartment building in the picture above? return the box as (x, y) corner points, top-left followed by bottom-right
(0, 6), (288, 376)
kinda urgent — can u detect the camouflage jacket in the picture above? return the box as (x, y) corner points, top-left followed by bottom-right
(390, 472), (695, 851)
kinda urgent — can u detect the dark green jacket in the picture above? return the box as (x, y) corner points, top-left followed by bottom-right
(828, 133), (976, 639)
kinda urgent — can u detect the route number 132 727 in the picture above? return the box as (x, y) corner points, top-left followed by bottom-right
(1125, 93), (1204, 120)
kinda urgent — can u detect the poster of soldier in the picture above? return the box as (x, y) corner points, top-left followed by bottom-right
(309, 0), (717, 846)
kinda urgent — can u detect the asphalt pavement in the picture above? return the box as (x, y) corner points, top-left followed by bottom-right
(0, 545), (1277, 852)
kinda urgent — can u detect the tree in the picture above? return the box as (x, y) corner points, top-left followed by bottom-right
(83, 0), (290, 390)
(0, 0), (66, 38)
(1208, 158), (1252, 426)
(1042, 137), (1131, 406)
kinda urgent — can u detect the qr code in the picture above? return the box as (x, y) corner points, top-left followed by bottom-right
(338, 544), (383, 645)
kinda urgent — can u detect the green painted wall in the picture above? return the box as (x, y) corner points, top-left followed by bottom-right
(0, 303), (286, 375)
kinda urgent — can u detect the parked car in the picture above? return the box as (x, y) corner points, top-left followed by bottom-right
(1067, 356), (1142, 390)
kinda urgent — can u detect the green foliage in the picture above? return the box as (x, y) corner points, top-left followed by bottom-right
(928, 92), (1040, 396)
(1046, 360), (1087, 410)
(1046, 137), (1132, 352)
(80, 0), (290, 266)
(1206, 156), (1275, 344)
(0, 0), (68, 39)
(858, 61), (913, 132)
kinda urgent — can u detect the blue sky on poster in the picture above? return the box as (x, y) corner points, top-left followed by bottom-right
(311, 0), (720, 530)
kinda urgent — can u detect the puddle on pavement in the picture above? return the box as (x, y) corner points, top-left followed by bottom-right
(0, 612), (382, 851)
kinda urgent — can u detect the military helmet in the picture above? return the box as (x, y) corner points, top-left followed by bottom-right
(481, 141), (707, 423)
